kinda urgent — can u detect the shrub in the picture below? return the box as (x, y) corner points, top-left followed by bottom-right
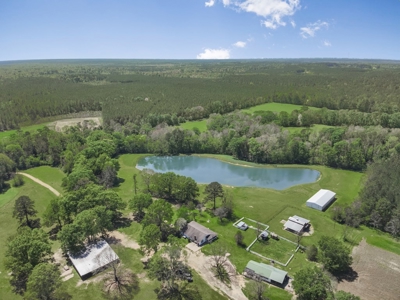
(306, 245), (318, 261)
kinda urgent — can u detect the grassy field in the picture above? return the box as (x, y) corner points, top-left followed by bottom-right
(250, 237), (297, 264)
(117, 154), (400, 259)
(0, 178), (57, 300)
(242, 102), (320, 114)
(179, 119), (208, 132)
(2, 153), (400, 299)
(23, 166), (66, 193)
(0, 123), (49, 140)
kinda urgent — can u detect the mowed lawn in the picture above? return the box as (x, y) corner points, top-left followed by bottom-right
(179, 119), (208, 132)
(242, 102), (320, 114)
(0, 178), (57, 300)
(23, 166), (66, 193)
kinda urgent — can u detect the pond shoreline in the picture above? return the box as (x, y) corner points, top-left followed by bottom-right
(136, 155), (321, 190)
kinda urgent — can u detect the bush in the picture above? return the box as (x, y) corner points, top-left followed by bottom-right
(12, 174), (25, 187)
(306, 245), (318, 261)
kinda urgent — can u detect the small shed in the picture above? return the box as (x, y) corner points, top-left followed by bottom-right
(244, 260), (288, 285)
(68, 240), (119, 279)
(283, 220), (304, 234)
(183, 221), (218, 246)
(306, 189), (336, 211)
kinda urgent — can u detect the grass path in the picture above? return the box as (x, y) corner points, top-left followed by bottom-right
(17, 172), (61, 196)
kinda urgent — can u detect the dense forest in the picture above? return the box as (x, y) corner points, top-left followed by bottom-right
(1, 60), (400, 130)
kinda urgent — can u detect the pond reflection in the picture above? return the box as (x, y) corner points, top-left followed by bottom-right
(136, 156), (320, 190)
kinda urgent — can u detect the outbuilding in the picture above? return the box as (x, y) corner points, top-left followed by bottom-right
(244, 260), (288, 286)
(283, 220), (304, 234)
(183, 221), (218, 246)
(306, 189), (336, 211)
(68, 240), (119, 280)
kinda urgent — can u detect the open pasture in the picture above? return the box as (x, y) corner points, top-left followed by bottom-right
(179, 119), (208, 132)
(242, 102), (320, 114)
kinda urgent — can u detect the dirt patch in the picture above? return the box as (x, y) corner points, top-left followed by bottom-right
(52, 117), (102, 132)
(53, 248), (66, 266)
(185, 243), (247, 300)
(337, 239), (400, 300)
(302, 225), (314, 236)
(107, 231), (140, 250)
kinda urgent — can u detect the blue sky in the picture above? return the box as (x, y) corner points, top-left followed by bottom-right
(1, 0), (400, 60)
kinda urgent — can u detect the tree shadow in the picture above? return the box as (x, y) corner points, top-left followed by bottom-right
(48, 225), (62, 240)
(113, 216), (132, 230)
(113, 177), (125, 188)
(335, 267), (359, 283)
(0, 182), (11, 194)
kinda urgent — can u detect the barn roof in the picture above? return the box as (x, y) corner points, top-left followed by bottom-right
(184, 221), (217, 243)
(68, 240), (118, 278)
(306, 189), (336, 207)
(284, 220), (304, 233)
(245, 260), (287, 284)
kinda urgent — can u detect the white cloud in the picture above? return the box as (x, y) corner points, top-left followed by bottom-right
(290, 20), (296, 28)
(197, 48), (230, 59)
(236, 0), (300, 29)
(205, 0), (215, 7)
(233, 41), (246, 48)
(207, 0), (300, 30)
(300, 20), (328, 38)
(323, 40), (331, 47)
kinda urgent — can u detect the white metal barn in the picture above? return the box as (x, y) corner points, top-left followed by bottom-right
(306, 189), (336, 211)
(68, 240), (119, 279)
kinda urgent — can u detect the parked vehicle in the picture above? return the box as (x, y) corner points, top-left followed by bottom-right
(236, 221), (248, 230)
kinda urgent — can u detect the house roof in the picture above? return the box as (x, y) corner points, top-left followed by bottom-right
(245, 260), (287, 284)
(184, 221), (217, 243)
(289, 215), (310, 226)
(284, 220), (304, 233)
(306, 189), (336, 207)
(68, 240), (118, 277)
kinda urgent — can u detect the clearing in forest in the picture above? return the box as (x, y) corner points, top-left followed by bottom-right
(52, 117), (102, 132)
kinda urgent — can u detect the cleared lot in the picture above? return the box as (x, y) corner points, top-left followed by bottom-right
(337, 239), (400, 300)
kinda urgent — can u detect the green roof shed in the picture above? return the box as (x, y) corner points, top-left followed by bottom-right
(245, 260), (288, 284)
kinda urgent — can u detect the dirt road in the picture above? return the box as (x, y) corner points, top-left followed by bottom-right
(17, 172), (61, 196)
(185, 243), (248, 300)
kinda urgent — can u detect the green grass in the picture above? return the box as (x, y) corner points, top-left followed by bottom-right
(242, 102), (319, 114)
(250, 238), (297, 264)
(0, 178), (57, 300)
(179, 119), (208, 132)
(0, 187), (19, 208)
(0, 123), (49, 141)
(24, 166), (66, 193)
(243, 282), (292, 300)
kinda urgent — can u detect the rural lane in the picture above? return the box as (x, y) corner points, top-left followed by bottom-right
(17, 172), (61, 196)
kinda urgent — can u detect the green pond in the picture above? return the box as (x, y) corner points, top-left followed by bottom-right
(136, 156), (320, 190)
